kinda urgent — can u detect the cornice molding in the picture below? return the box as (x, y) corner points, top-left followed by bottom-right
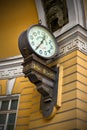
(0, 55), (24, 79)
(57, 25), (87, 57)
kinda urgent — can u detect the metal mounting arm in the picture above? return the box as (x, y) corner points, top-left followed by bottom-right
(22, 54), (59, 118)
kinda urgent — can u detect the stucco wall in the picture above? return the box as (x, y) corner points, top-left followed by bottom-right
(0, 0), (38, 58)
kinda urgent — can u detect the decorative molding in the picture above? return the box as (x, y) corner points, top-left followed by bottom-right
(58, 39), (87, 57)
(0, 66), (23, 79)
(57, 25), (87, 57)
(0, 55), (24, 79)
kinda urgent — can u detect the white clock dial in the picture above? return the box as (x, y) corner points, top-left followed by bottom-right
(27, 25), (57, 59)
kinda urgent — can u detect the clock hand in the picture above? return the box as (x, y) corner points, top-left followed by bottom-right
(35, 35), (45, 50)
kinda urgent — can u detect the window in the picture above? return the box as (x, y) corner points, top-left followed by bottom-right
(35, 0), (85, 36)
(41, 0), (68, 32)
(0, 95), (19, 130)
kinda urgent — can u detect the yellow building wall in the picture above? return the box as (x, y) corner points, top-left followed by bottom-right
(0, 50), (87, 130)
(0, 0), (87, 130)
(0, 0), (38, 58)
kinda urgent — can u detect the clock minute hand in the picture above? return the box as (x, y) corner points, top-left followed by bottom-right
(35, 36), (45, 50)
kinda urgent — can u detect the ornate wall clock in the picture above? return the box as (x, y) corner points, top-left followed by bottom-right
(18, 24), (60, 119)
(18, 24), (57, 59)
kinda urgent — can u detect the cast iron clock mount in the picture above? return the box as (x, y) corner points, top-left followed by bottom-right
(18, 24), (60, 119)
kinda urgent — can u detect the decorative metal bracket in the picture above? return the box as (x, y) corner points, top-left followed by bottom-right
(22, 54), (59, 118)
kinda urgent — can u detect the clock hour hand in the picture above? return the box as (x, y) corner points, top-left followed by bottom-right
(35, 35), (45, 50)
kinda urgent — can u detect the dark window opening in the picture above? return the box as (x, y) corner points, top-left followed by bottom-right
(42, 0), (69, 32)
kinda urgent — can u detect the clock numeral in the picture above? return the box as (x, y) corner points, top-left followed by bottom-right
(49, 40), (52, 44)
(39, 50), (43, 54)
(41, 32), (45, 36)
(48, 50), (51, 53)
(33, 32), (37, 36)
(45, 35), (48, 39)
(50, 45), (53, 49)
(37, 31), (40, 35)
(44, 51), (47, 55)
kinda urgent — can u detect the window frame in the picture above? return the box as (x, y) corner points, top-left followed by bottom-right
(0, 95), (19, 130)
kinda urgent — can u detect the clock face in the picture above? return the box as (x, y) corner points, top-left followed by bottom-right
(27, 25), (57, 59)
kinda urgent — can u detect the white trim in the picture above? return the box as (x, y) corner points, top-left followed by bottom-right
(0, 55), (23, 67)
(14, 94), (20, 130)
(0, 94), (20, 99)
(35, 0), (47, 26)
(6, 78), (16, 95)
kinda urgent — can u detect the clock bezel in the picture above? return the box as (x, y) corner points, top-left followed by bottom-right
(26, 24), (58, 59)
